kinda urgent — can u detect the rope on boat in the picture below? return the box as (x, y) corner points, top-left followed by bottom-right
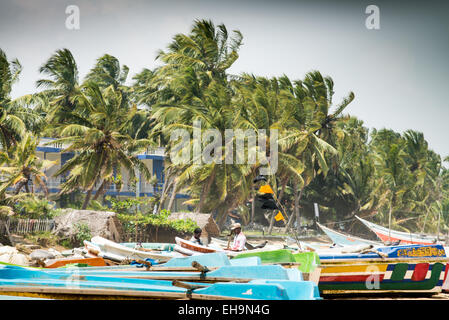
(320, 217), (357, 226)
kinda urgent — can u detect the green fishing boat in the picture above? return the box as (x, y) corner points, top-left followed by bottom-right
(232, 249), (321, 283)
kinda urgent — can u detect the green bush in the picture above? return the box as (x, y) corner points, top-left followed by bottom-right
(117, 209), (198, 234)
(87, 200), (109, 211)
(72, 222), (92, 247)
(13, 195), (58, 219)
(105, 196), (155, 215)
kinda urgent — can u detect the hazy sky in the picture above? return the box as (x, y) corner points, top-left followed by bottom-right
(1, 0), (448, 158)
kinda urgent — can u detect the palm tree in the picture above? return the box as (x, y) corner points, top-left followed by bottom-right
(0, 49), (28, 149)
(153, 74), (254, 219)
(36, 48), (83, 132)
(155, 19), (243, 84)
(239, 72), (350, 232)
(0, 133), (56, 197)
(51, 83), (152, 209)
(370, 129), (414, 234)
(148, 20), (255, 224)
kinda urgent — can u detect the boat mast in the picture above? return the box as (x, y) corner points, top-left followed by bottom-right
(388, 207), (392, 242)
(437, 211), (441, 241)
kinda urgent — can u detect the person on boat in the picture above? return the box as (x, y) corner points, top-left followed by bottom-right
(190, 227), (204, 246)
(227, 223), (247, 251)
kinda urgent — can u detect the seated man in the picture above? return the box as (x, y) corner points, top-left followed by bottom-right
(226, 223), (247, 251)
(190, 227), (204, 246)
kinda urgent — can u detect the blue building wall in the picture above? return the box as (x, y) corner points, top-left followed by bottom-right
(29, 143), (190, 208)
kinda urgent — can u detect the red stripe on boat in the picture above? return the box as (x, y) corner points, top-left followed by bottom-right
(411, 263), (429, 281)
(374, 232), (434, 245)
(320, 274), (385, 283)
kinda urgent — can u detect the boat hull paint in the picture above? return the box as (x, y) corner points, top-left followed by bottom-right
(318, 244), (449, 294)
(316, 222), (382, 247)
(356, 216), (438, 245)
(44, 257), (106, 268)
(175, 237), (221, 254)
(319, 260), (446, 293)
(120, 243), (176, 251)
(90, 236), (175, 262)
(0, 265), (320, 300)
(233, 249), (320, 273)
(32, 264), (303, 282)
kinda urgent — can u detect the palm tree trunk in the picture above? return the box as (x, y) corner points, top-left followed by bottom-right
(196, 168), (216, 213)
(167, 178), (178, 212)
(24, 181), (30, 193)
(437, 211), (441, 241)
(277, 177), (288, 202)
(92, 180), (109, 201)
(388, 204), (393, 241)
(421, 210), (430, 234)
(267, 210), (276, 235)
(216, 196), (239, 230)
(158, 177), (174, 214)
(14, 180), (27, 195)
(82, 186), (95, 210)
(157, 168), (172, 213)
(216, 206), (229, 230)
(295, 185), (304, 234)
(251, 190), (255, 224)
(284, 211), (296, 233)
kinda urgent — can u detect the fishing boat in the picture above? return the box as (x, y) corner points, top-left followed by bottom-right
(176, 237), (285, 257)
(316, 222), (382, 247)
(175, 237), (223, 254)
(355, 215), (440, 245)
(41, 263), (303, 283)
(161, 252), (261, 268)
(88, 236), (182, 262)
(317, 243), (449, 294)
(231, 249), (322, 285)
(210, 237), (278, 251)
(173, 244), (203, 256)
(120, 242), (176, 252)
(44, 257), (107, 268)
(0, 265), (321, 300)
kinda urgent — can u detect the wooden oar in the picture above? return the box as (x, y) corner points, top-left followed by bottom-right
(172, 280), (208, 290)
(172, 280), (209, 299)
(191, 261), (209, 272)
(191, 261), (210, 279)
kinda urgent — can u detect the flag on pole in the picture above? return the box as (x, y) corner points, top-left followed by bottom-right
(259, 184), (274, 194)
(274, 211), (285, 222)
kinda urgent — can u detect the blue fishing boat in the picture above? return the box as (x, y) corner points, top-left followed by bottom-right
(39, 264), (304, 282)
(0, 265), (321, 300)
(161, 252), (261, 268)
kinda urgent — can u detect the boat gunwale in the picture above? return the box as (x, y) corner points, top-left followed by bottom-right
(0, 286), (187, 299)
(319, 257), (449, 265)
(316, 222), (382, 246)
(320, 288), (443, 294)
(355, 215), (439, 243)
